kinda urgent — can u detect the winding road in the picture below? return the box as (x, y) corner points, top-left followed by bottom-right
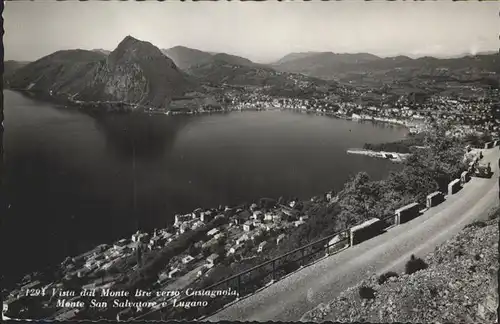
(207, 147), (500, 322)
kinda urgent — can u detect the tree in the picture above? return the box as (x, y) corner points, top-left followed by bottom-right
(336, 172), (383, 226)
(406, 122), (466, 191)
(136, 244), (143, 267)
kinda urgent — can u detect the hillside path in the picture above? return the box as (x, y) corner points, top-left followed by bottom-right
(207, 148), (500, 322)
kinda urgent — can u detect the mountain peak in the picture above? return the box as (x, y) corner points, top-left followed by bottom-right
(108, 36), (168, 69)
(115, 36), (155, 52)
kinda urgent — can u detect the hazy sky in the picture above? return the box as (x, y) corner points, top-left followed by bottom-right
(5, 0), (500, 63)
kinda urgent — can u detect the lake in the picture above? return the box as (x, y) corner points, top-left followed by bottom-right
(2, 90), (407, 279)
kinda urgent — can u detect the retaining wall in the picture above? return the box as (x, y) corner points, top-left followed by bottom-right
(448, 178), (461, 195)
(426, 191), (444, 208)
(349, 218), (384, 246)
(461, 170), (470, 185)
(395, 202), (420, 225)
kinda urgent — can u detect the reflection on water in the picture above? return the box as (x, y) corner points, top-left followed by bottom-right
(2, 90), (407, 280)
(91, 112), (190, 160)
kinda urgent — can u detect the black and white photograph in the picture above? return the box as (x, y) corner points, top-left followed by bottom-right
(1, 0), (499, 322)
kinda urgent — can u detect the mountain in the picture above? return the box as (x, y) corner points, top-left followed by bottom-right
(4, 60), (30, 79)
(273, 52), (381, 76)
(274, 52), (322, 65)
(162, 46), (214, 70)
(7, 36), (198, 110)
(273, 51), (500, 80)
(210, 53), (257, 67)
(184, 55), (345, 100)
(92, 49), (111, 55)
(163, 45), (261, 70)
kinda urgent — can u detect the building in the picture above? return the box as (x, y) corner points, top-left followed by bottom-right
(182, 255), (195, 264)
(213, 232), (225, 241)
(193, 208), (203, 216)
(162, 232), (173, 242)
(243, 221), (254, 232)
(257, 241), (267, 253)
(200, 211), (215, 223)
(206, 253), (220, 265)
(149, 236), (164, 249)
(77, 268), (92, 278)
(276, 234), (286, 245)
(236, 234), (249, 245)
(207, 228), (220, 237)
(264, 223), (276, 232)
(131, 231), (142, 243)
(168, 268), (180, 279)
(192, 221), (205, 230)
(252, 219), (263, 227)
(157, 271), (170, 284)
(56, 309), (80, 321)
(174, 214), (191, 227)
(202, 239), (218, 250)
(294, 220), (306, 227)
(197, 266), (209, 278)
(114, 238), (128, 249)
(264, 212), (274, 222)
(252, 210), (264, 220)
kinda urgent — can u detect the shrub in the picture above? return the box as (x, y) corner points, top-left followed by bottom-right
(358, 285), (376, 299)
(464, 220), (487, 229)
(405, 254), (428, 275)
(378, 271), (399, 285)
(488, 209), (499, 220)
(454, 249), (465, 258)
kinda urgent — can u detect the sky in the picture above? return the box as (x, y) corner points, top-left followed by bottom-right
(5, 0), (500, 63)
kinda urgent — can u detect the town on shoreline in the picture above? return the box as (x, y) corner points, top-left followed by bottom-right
(4, 58), (499, 322)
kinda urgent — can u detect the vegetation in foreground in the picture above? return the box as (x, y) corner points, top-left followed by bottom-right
(3, 121), (470, 321)
(114, 122), (466, 320)
(301, 208), (499, 323)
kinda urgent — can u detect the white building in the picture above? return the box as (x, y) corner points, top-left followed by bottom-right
(207, 228), (220, 237)
(182, 255), (195, 264)
(257, 241), (267, 253)
(168, 268), (180, 279)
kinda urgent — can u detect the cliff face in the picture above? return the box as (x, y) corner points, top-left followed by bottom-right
(7, 36), (197, 110)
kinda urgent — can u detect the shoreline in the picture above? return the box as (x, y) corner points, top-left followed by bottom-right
(3, 88), (424, 320)
(6, 88), (415, 132)
(3, 98), (494, 320)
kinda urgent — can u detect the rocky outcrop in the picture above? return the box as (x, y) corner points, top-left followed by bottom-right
(301, 210), (499, 323)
